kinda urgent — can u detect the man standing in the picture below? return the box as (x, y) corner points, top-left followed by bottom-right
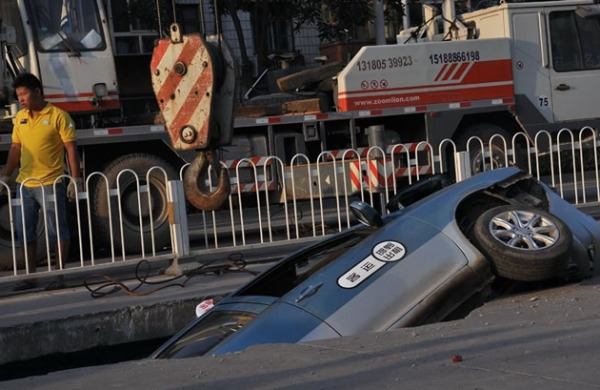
(0, 72), (81, 290)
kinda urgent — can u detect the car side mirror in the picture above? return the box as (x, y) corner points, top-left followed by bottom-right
(350, 201), (383, 227)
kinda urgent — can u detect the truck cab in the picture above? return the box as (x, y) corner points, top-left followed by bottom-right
(3, 0), (119, 127)
(463, 0), (600, 132)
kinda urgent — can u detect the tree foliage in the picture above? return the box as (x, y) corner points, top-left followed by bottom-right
(294, 0), (374, 43)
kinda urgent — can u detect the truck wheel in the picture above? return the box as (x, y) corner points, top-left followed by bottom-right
(456, 124), (512, 175)
(90, 154), (178, 255)
(472, 205), (572, 282)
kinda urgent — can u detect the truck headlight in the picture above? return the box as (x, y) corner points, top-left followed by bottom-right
(93, 83), (107, 98)
(90, 83), (107, 108)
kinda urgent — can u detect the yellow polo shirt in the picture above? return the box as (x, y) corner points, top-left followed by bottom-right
(12, 103), (76, 187)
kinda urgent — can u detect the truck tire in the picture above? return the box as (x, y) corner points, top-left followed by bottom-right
(90, 154), (177, 255)
(456, 124), (512, 175)
(472, 205), (572, 282)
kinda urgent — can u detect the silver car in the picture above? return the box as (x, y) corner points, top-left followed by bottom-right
(151, 167), (600, 359)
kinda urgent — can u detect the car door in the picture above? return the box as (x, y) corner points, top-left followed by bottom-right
(281, 215), (471, 337)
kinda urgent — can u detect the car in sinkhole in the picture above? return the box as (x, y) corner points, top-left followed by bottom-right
(151, 166), (600, 359)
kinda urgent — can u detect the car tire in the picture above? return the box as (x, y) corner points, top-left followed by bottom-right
(473, 205), (572, 282)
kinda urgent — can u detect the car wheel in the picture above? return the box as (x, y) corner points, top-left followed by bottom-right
(473, 205), (572, 282)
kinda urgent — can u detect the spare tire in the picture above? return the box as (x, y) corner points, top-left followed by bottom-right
(90, 153), (178, 255)
(473, 205), (572, 282)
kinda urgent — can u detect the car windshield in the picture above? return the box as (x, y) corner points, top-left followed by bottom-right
(155, 310), (256, 359)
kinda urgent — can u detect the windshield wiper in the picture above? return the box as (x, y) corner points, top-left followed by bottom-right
(57, 31), (80, 57)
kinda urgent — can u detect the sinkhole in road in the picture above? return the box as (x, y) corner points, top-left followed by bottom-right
(0, 337), (169, 382)
(0, 275), (573, 382)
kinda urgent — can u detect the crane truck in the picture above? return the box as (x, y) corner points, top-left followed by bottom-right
(1, 0), (599, 268)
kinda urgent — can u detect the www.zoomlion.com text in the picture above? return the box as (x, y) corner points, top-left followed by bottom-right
(353, 95), (420, 106)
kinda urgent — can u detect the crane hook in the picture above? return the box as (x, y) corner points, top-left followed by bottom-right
(183, 150), (230, 211)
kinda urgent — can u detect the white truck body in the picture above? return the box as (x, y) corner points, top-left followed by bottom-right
(337, 38), (514, 112)
(338, 0), (600, 137)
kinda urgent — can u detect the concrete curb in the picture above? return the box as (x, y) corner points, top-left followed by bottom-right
(0, 237), (320, 298)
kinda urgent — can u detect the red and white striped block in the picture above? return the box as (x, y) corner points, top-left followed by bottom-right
(326, 142), (430, 161)
(151, 34), (215, 151)
(349, 159), (433, 191)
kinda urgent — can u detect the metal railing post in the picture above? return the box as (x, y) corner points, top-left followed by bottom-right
(167, 179), (190, 260)
(455, 151), (472, 182)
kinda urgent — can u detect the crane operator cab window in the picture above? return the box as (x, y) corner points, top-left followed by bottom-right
(25, 0), (106, 53)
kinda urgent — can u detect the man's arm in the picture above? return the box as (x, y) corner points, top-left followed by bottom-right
(2, 142), (22, 177)
(64, 141), (80, 179)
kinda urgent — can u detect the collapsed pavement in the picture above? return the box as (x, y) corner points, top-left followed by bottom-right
(3, 276), (600, 389)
